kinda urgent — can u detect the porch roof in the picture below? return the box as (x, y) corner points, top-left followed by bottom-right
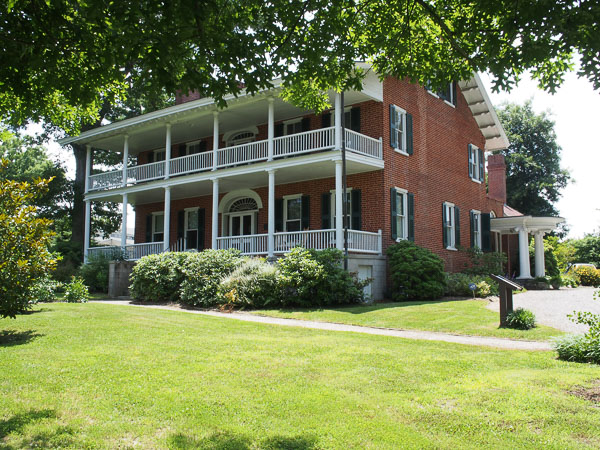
(490, 215), (565, 234)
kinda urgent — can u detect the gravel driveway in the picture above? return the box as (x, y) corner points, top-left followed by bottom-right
(487, 287), (599, 333)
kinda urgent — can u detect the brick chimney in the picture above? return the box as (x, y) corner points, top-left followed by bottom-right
(487, 153), (506, 203)
(175, 90), (201, 105)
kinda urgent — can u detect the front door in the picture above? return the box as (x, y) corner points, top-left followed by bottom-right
(229, 213), (255, 253)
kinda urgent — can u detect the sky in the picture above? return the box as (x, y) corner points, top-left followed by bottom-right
(480, 71), (600, 239)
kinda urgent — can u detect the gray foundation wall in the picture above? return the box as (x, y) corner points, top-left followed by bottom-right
(347, 254), (387, 301)
(108, 261), (136, 298)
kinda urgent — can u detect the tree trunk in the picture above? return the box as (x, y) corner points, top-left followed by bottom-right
(70, 143), (87, 253)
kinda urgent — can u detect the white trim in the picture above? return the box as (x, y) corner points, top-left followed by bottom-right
(283, 194), (303, 232)
(391, 105), (408, 153)
(222, 127), (259, 144)
(393, 187), (408, 241)
(151, 211), (165, 243)
(469, 144), (483, 182)
(283, 118), (303, 136)
(471, 209), (482, 249)
(443, 100), (456, 109)
(443, 202), (456, 250)
(218, 189), (263, 213)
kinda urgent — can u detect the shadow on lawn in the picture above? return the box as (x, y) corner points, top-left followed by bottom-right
(167, 431), (319, 449)
(0, 409), (56, 439)
(0, 329), (43, 347)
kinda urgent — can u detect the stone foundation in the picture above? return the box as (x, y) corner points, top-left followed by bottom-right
(108, 261), (136, 298)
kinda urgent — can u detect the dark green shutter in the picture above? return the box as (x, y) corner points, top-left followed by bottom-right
(275, 123), (284, 137)
(197, 209), (206, 250)
(301, 195), (310, 230)
(145, 215), (153, 242)
(391, 187), (398, 239)
(200, 141), (208, 152)
(275, 198), (284, 232)
(321, 113), (331, 128)
(351, 189), (361, 230)
(469, 211), (475, 248)
(442, 204), (448, 248)
(407, 192), (415, 241)
(351, 107), (361, 133)
(454, 207), (461, 247)
(481, 213), (491, 252)
(321, 193), (331, 229)
(451, 82), (457, 106)
(177, 211), (185, 241)
(301, 118), (311, 132)
(406, 113), (413, 155)
(147, 152), (155, 164)
(468, 144), (474, 178)
(478, 148), (485, 182)
(389, 105), (397, 148)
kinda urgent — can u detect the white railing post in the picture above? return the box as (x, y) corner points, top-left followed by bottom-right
(85, 144), (92, 193)
(122, 134), (129, 187)
(379, 137), (383, 159)
(267, 169), (276, 258)
(163, 186), (171, 251)
(212, 178), (219, 249)
(121, 193), (128, 249)
(212, 112), (219, 170)
(335, 160), (343, 250)
(334, 92), (342, 150)
(378, 229), (383, 255)
(268, 97), (274, 161)
(84, 199), (91, 263)
(165, 123), (171, 180)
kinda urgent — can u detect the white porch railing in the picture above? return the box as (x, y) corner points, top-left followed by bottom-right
(274, 229), (336, 253)
(87, 246), (126, 260)
(216, 234), (268, 255)
(123, 242), (164, 260)
(87, 128), (382, 192)
(347, 229), (382, 254)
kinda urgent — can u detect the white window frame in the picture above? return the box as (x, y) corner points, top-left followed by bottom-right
(394, 187), (408, 241)
(283, 118), (303, 136)
(391, 105), (408, 155)
(471, 209), (482, 249)
(185, 141), (203, 155)
(470, 144), (482, 183)
(151, 211), (165, 242)
(443, 202), (457, 250)
(329, 107), (352, 128)
(184, 207), (200, 249)
(426, 82), (456, 108)
(283, 194), (303, 232)
(153, 148), (166, 161)
(330, 188), (354, 230)
(227, 131), (256, 147)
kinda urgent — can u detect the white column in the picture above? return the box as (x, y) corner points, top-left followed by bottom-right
(84, 199), (91, 263)
(165, 123), (172, 179)
(212, 112), (219, 170)
(267, 169), (276, 258)
(212, 178), (219, 249)
(517, 226), (532, 279)
(122, 134), (129, 187)
(267, 97), (274, 161)
(163, 187), (171, 251)
(84, 144), (92, 193)
(121, 194), (128, 248)
(335, 160), (343, 250)
(534, 231), (546, 278)
(334, 92), (342, 150)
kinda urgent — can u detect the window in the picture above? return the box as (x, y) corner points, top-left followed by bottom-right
(185, 208), (199, 250)
(391, 187), (414, 241)
(468, 144), (484, 182)
(152, 212), (164, 242)
(284, 196), (302, 231)
(471, 210), (481, 249)
(443, 202), (460, 250)
(185, 141), (206, 155)
(330, 190), (352, 229)
(284, 119), (303, 136)
(390, 105), (406, 153)
(394, 189), (408, 240)
(154, 149), (166, 161)
(227, 131), (256, 147)
(426, 82), (457, 106)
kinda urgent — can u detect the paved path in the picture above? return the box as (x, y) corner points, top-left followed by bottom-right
(486, 287), (598, 333)
(94, 300), (551, 351)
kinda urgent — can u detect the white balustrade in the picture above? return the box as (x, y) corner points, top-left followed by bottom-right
(274, 127), (335, 157)
(88, 169), (123, 191)
(345, 129), (382, 159)
(123, 242), (164, 260)
(274, 229), (336, 253)
(347, 229), (382, 254)
(216, 234), (268, 255)
(87, 246), (125, 259)
(127, 160), (166, 183)
(217, 140), (268, 167)
(170, 152), (213, 176)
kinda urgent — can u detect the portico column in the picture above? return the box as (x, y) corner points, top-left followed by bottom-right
(334, 92), (342, 150)
(212, 178), (219, 249)
(517, 226), (532, 279)
(84, 200), (91, 263)
(121, 194), (128, 248)
(84, 144), (92, 193)
(534, 231), (546, 278)
(165, 123), (172, 179)
(267, 97), (275, 161)
(267, 169), (276, 258)
(335, 160), (343, 250)
(122, 134), (129, 187)
(212, 112), (219, 170)
(163, 187), (171, 251)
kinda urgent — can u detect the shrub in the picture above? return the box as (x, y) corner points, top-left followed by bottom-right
(130, 252), (192, 303)
(574, 266), (600, 287)
(445, 273), (498, 297)
(179, 249), (244, 307)
(475, 280), (491, 298)
(461, 247), (506, 276)
(553, 334), (600, 364)
(561, 273), (581, 288)
(505, 307), (536, 330)
(218, 258), (279, 309)
(29, 277), (61, 303)
(387, 241), (445, 301)
(63, 277), (90, 303)
(78, 251), (124, 293)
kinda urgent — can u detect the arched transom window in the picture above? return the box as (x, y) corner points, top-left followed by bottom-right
(229, 198), (258, 212)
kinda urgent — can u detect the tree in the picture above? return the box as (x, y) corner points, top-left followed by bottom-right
(0, 161), (57, 318)
(572, 234), (600, 267)
(497, 102), (571, 218)
(1, 0), (599, 133)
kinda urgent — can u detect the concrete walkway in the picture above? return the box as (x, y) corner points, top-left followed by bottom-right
(94, 300), (552, 351)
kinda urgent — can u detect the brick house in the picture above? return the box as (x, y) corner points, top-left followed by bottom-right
(60, 68), (511, 299)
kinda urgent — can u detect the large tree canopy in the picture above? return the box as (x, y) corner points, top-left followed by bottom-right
(497, 101), (570, 218)
(2, 0), (599, 133)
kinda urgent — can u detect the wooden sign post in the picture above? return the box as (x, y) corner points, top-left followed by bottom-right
(489, 275), (523, 326)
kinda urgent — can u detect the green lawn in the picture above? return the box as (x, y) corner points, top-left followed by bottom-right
(251, 299), (564, 341)
(1, 303), (598, 449)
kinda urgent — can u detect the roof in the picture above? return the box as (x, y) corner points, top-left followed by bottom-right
(490, 215), (565, 234)
(503, 204), (524, 217)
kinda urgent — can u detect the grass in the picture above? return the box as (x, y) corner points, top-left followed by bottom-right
(1, 303), (598, 448)
(251, 298), (564, 341)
